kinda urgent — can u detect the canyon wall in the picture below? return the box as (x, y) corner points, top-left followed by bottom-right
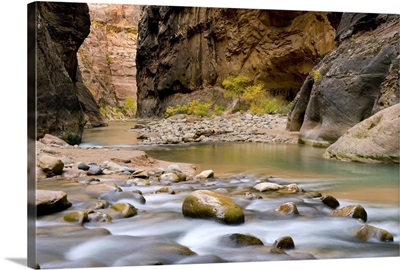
(287, 13), (399, 147)
(35, 2), (106, 144)
(136, 6), (339, 117)
(77, 3), (141, 120)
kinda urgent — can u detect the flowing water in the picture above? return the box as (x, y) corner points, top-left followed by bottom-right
(36, 121), (400, 268)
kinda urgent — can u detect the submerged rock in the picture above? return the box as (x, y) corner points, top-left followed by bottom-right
(329, 205), (368, 222)
(220, 233), (264, 247)
(36, 190), (72, 216)
(275, 202), (299, 215)
(182, 190), (245, 225)
(355, 224), (394, 242)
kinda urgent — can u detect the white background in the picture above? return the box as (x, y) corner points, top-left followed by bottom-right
(1, 0), (398, 269)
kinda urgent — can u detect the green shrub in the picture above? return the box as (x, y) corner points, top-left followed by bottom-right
(187, 100), (211, 117)
(213, 104), (225, 116)
(311, 69), (321, 81)
(123, 96), (137, 117)
(222, 75), (252, 106)
(165, 100), (214, 118)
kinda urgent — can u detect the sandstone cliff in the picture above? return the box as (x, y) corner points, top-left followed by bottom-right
(35, 2), (106, 144)
(287, 13), (399, 147)
(136, 6), (339, 117)
(77, 3), (141, 120)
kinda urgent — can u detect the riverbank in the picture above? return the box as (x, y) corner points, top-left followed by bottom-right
(134, 112), (299, 145)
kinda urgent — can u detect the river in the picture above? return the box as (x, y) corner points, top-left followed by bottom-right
(36, 120), (399, 268)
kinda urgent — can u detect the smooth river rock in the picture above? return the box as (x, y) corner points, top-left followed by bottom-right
(220, 233), (264, 247)
(329, 205), (368, 222)
(38, 155), (64, 175)
(182, 190), (245, 225)
(323, 103), (400, 163)
(355, 224), (394, 242)
(36, 190), (72, 216)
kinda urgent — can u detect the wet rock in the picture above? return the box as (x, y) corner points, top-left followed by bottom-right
(182, 190), (245, 225)
(321, 195), (340, 209)
(220, 233), (264, 247)
(194, 170), (214, 179)
(100, 191), (146, 204)
(88, 211), (113, 223)
(160, 172), (180, 182)
(355, 224), (394, 242)
(63, 211), (89, 224)
(110, 203), (138, 218)
(130, 169), (149, 179)
(243, 192), (263, 200)
(155, 186), (176, 194)
(275, 202), (299, 215)
(285, 183), (301, 193)
(87, 165), (103, 175)
(62, 168), (86, 178)
(125, 178), (150, 186)
(253, 182), (283, 192)
(177, 254), (226, 264)
(36, 190), (72, 216)
(329, 204), (368, 222)
(38, 155), (64, 175)
(77, 162), (90, 170)
(273, 236), (295, 250)
(85, 182), (122, 196)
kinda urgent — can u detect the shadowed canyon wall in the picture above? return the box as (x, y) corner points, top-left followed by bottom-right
(35, 2), (106, 144)
(136, 6), (339, 117)
(77, 3), (141, 120)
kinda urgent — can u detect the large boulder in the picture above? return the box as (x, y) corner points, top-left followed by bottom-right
(182, 190), (245, 225)
(287, 14), (399, 146)
(323, 103), (400, 163)
(36, 190), (72, 216)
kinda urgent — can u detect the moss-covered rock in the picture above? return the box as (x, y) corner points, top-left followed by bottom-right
(182, 190), (245, 225)
(220, 233), (264, 247)
(355, 224), (394, 242)
(329, 204), (367, 222)
(63, 211), (89, 224)
(273, 236), (295, 250)
(110, 203), (138, 218)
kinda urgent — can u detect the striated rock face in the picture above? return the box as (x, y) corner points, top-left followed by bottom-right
(136, 6), (338, 117)
(323, 103), (400, 163)
(36, 2), (106, 144)
(78, 3), (141, 119)
(287, 14), (399, 146)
